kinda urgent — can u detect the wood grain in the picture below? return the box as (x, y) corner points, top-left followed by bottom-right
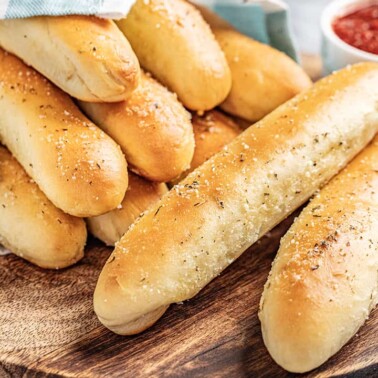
(0, 212), (377, 377)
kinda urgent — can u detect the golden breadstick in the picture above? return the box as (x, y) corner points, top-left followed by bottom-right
(94, 63), (378, 335)
(0, 16), (140, 102)
(117, 0), (231, 111)
(197, 5), (312, 122)
(0, 146), (87, 269)
(260, 136), (378, 373)
(79, 72), (194, 182)
(0, 49), (128, 217)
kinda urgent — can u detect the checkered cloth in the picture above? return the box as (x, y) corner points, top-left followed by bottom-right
(0, 0), (136, 19)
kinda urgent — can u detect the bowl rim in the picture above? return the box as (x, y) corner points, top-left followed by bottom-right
(321, 0), (378, 61)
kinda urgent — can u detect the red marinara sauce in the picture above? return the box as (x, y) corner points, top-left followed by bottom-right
(332, 5), (378, 55)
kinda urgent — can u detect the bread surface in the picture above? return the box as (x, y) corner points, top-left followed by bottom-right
(80, 72), (194, 182)
(117, 0), (231, 111)
(0, 146), (87, 269)
(94, 63), (378, 335)
(0, 16), (140, 102)
(172, 110), (241, 183)
(259, 136), (378, 373)
(0, 49), (128, 217)
(197, 5), (312, 122)
(88, 173), (168, 246)
(190, 110), (241, 171)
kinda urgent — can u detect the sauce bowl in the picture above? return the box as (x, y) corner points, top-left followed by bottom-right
(321, 0), (378, 74)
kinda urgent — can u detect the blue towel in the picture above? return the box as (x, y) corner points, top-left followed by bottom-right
(0, 0), (136, 19)
(0, 0), (298, 60)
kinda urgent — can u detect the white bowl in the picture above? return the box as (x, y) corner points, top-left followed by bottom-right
(321, 0), (378, 74)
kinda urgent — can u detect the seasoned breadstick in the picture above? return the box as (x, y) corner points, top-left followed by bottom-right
(197, 5), (312, 122)
(0, 146), (86, 269)
(88, 173), (168, 246)
(79, 72), (194, 182)
(259, 136), (378, 373)
(0, 49), (128, 217)
(94, 63), (378, 335)
(0, 16), (140, 102)
(116, 0), (231, 111)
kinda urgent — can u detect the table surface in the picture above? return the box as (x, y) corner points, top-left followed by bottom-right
(1, 212), (377, 378)
(0, 57), (377, 378)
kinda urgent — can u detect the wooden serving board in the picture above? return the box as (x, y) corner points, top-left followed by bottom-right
(0, 56), (377, 377)
(0, 210), (377, 378)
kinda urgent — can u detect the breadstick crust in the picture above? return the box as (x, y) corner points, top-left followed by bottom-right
(117, 0), (231, 111)
(197, 5), (312, 122)
(259, 136), (378, 373)
(0, 49), (128, 217)
(172, 110), (241, 184)
(79, 72), (194, 183)
(0, 16), (140, 102)
(191, 110), (241, 171)
(0, 146), (87, 269)
(94, 63), (378, 335)
(87, 173), (168, 246)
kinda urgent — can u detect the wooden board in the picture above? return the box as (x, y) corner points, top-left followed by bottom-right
(0, 55), (377, 377)
(0, 210), (377, 378)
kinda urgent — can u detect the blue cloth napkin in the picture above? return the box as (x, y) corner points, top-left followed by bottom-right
(0, 0), (136, 19)
(0, 0), (298, 60)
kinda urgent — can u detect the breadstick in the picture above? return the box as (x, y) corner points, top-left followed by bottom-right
(259, 136), (378, 373)
(79, 72), (194, 182)
(94, 63), (378, 335)
(0, 146), (87, 269)
(87, 173), (168, 246)
(116, 0), (231, 111)
(0, 49), (128, 217)
(196, 5), (312, 122)
(0, 16), (140, 102)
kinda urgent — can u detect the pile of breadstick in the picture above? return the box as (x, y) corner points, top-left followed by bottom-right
(0, 0), (377, 373)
